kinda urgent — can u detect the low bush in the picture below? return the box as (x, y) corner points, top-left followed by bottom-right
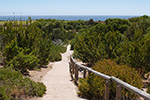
(0, 68), (46, 100)
(147, 84), (150, 94)
(6, 51), (39, 74)
(49, 50), (62, 62)
(54, 45), (66, 53)
(78, 59), (143, 100)
(49, 45), (66, 62)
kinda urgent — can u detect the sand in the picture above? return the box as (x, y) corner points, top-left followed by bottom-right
(40, 45), (85, 100)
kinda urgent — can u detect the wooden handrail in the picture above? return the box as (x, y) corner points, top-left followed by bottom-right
(70, 55), (150, 100)
(111, 76), (150, 100)
(70, 56), (111, 80)
(70, 56), (110, 100)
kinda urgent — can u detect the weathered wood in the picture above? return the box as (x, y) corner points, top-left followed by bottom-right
(69, 62), (71, 73)
(69, 60), (74, 80)
(71, 56), (76, 64)
(69, 58), (72, 74)
(111, 76), (150, 100)
(83, 69), (86, 78)
(71, 55), (111, 80)
(105, 80), (110, 100)
(72, 61), (75, 74)
(116, 84), (122, 100)
(75, 64), (78, 82)
(88, 70), (91, 76)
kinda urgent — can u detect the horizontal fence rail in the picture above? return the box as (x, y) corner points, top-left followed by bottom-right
(70, 56), (111, 80)
(69, 56), (150, 100)
(111, 76), (150, 100)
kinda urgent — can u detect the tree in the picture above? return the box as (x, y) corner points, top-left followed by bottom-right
(74, 26), (124, 65)
(28, 16), (32, 24)
(36, 34), (52, 66)
(85, 19), (95, 26)
(3, 39), (22, 62)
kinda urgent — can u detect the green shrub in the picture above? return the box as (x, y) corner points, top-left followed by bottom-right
(49, 50), (62, 62)
(3, 39), (22, 62)
(70, 37), (76, 50)
(54, 45), (66, 53)
(147, 84), (150, 94)
(23, 78), (46, 97)
(49, 44), (66, 62)
(74, 29), (124, 66)
(78, 59), (143, 99)
(0, 68), (46, 99)
(66, 30), (76, 40)
(6, 51), (39, 74)
(49, 51), (63, 62)
(0, 86), (11, 100)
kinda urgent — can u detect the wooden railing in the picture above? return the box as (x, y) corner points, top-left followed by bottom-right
(69, 56), (150, 100)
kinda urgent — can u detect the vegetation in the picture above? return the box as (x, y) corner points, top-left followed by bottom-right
(78, 59), (143, 99)
(0, 18), (86, 99)
(0, 68), (46, 100)
(1, 15), (150, 99)
(0, 19), (70, 73)
(147, 84), (150, 94)
(0, 20), (30, 25)
(0, 17), (96, 99)
(73, 15), (150, 74)
(70, 15), (150, 99)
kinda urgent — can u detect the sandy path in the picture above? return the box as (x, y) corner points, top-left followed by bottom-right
(41, 45), (85, 100)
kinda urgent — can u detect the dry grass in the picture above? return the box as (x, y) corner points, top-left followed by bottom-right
(0, 21), (5, 25)
(0, 20), (36, 25)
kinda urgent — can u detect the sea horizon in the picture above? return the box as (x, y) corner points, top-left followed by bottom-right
(0, 15), (141, 21)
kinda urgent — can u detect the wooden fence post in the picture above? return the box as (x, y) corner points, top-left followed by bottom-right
(83, 69), (86, 78)
(72, 62), (75, 74)
(69, 57), (74, 80)
(75, 64), (79, 82)
(116, 84), (122, 100)
(105, 80), (110, 100)
(69, 62), (71, 72)
(88, 70), (91, 75)
(69, 56), (72, 73)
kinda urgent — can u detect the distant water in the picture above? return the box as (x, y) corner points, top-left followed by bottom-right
(0, 15), (139, 21)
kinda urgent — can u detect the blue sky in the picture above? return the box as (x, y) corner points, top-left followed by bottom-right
(0, 0), (150, 15)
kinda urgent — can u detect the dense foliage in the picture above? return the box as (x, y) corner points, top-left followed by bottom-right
(1, 16), (150, 99)
(78, 59), (143, 100)
(0, 68), (46, 100)
(0, 19), (70, 73)
(71, 15), (150, 99)
(0, 18), (96, 99)
(73, 15), (150, 73)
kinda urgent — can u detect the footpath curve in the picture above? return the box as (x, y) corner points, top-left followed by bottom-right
(41, 45), (85, 100)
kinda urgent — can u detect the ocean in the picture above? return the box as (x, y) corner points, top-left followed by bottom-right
(0, 15), (139, 21)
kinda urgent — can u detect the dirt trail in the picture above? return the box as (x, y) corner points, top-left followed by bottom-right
(41, 45), (85, 100)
